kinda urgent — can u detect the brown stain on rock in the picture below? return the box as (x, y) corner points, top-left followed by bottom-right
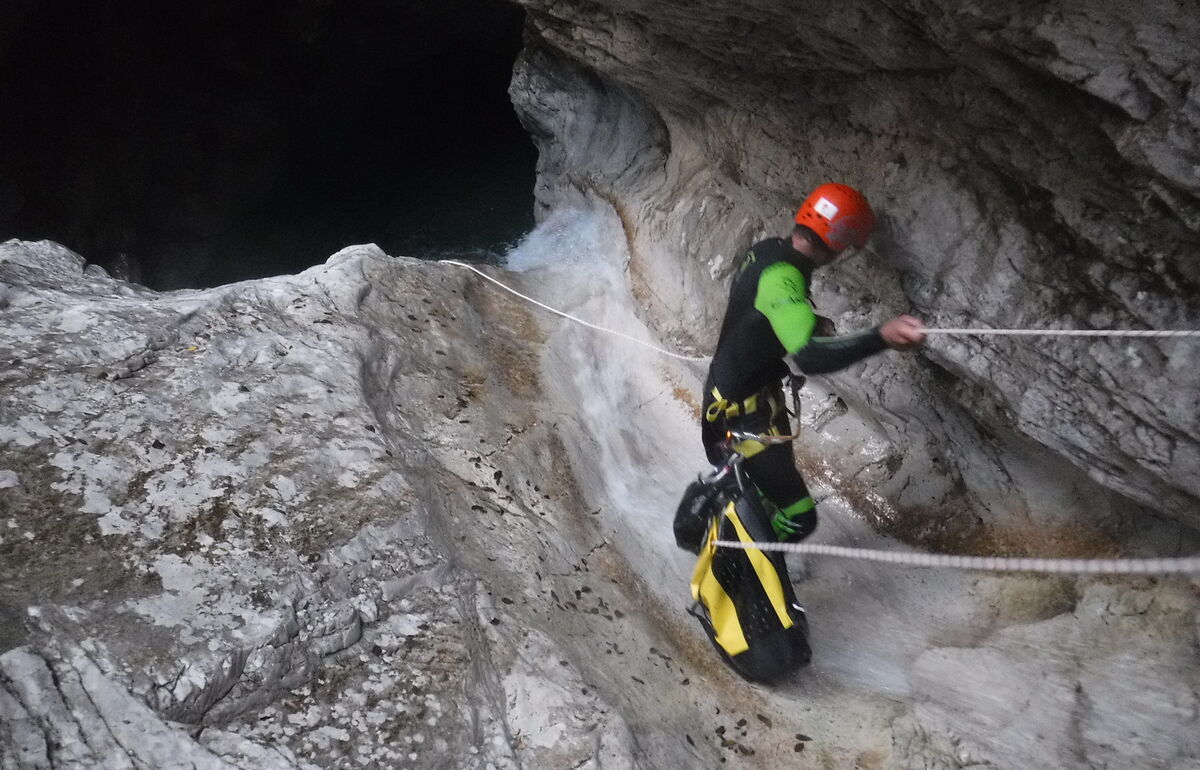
(464, 273), (545, 401)
(793, 446), (1126, 561)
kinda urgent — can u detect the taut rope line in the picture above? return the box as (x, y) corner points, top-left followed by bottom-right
(441, 260), (1199, 351)
(442, 258), (1200, 574)
(924, 328), (1200, 338)
(711, 540), (1200, 574)
(440, 260), (708, 362)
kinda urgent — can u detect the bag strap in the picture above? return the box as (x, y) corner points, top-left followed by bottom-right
(788, 374), (806, 422)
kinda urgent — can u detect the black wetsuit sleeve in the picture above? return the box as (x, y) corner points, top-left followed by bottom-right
(786, 328), (888, 374)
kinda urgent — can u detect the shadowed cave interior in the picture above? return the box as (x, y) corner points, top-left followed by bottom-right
(0, 0), (535, 290)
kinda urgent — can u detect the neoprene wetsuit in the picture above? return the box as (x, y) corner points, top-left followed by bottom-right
(702, 236), (888, 541)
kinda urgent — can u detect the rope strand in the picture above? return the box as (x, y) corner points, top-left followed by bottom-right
(443, 257), (1200, 575)
(441, 259), (1198, 353)
(712, 540), (1200, 574)
(924, 328), (1200, 338)
(440, 260), (708, 361)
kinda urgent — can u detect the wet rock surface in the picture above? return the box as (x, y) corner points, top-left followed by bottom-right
(3, 4), (1200, 765)
(908, 578), (1200, 769)
(509, 0), (1200, 538)
(496, 3), (1200, 758)
(0, 240), (655, 769)
(2, 224), (1199, 770)
(4, 237), (904, 769)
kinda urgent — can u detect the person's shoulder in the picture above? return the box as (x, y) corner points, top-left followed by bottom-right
(759, 258), (806, 285)
(750, 236), (788, 254)
(741, 237), (788, 268)
(736, 237), (795, 283)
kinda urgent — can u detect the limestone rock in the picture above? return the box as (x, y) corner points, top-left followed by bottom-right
(2, 212), (1199, 768)
(0, 239), (665, 768)
(4, 3), (1200, 764)
(509, 0), (1200, 537)
(908, 579), (1200, 769)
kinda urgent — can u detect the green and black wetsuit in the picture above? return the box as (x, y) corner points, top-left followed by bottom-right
(702, 236), (887, 541)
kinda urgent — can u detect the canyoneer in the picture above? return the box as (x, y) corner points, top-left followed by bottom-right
(677, 183), (926, 682)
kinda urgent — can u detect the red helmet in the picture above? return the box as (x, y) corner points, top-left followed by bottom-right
(794, 183), (876, 252)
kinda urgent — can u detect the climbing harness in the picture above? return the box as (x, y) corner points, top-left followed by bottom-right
(704, 386), (764, 421)
(440, 259), (1200, 575)
(704, 385), (804, 461)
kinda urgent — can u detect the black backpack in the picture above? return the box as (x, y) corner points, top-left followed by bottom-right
(679, 483), (811, 683)
(673, 477), (726, 554)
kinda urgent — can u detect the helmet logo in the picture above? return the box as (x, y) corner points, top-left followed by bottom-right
(795, 184), (874, 249)
(813, 197), (839, 220)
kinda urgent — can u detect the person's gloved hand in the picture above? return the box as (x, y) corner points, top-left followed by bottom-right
(768, 501), (816, 542)
(771, 508), (808, 541)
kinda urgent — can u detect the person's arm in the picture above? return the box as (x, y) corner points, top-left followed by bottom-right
(787, 329), (888, 374)
(754, 262), (884, 374)
(755, 262), (925, 374)
(786, 315), (926, 374)
(754, 262), (817, 353)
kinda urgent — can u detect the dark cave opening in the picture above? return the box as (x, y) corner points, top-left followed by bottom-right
(0, 0), (535, 290)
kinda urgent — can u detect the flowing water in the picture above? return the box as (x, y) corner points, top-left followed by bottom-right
(492, 204), (1200, 767)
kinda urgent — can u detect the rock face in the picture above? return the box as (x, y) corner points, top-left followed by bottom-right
(508, 0), (1200, 545)
(2, 211), (1199, 770)
(8, 234), (953, 769)
(0, 240), (656, 768)
(4, 2), (1200, 768)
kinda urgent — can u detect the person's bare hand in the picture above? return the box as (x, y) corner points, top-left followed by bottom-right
(880, 315), (925, 350)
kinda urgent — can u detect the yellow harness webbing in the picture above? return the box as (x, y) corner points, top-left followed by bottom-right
(705, 387), (786, 459)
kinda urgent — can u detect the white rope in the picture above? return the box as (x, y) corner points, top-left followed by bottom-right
(442, 259), (1197, 350)
(442, 257), (1200, 575)
(440, 260), (708, 362)
(924, 328), (1200, 338)
(713, 539), (1200, 574)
